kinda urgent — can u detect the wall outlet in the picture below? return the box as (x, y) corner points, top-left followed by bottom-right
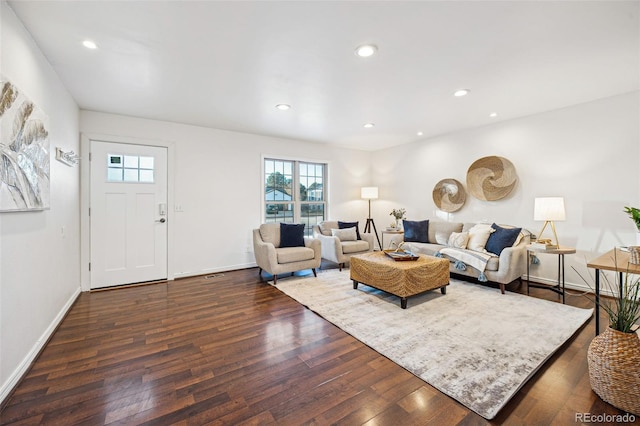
(175, 204), (184, 212)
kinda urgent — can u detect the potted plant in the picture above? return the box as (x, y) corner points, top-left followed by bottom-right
(576, 262), (640, 415)
(624, 206), (640, 246)
(389, 208), (406, 230)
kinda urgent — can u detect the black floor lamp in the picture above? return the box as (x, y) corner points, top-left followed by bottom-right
(361, 187), (381, 250)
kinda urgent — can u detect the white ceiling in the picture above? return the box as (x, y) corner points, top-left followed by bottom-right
(8, 1), (639, 151)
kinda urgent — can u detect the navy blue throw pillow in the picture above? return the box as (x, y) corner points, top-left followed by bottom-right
(338, 221), (361, 240)
(485, 223), (522, 256)
(280, 223), (305, 247)
(403, 220), (429, 243)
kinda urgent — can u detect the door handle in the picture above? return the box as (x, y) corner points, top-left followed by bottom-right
(156, 218), (166, 223)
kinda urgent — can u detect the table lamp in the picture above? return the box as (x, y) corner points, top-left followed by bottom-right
(534, 197), (566, 248)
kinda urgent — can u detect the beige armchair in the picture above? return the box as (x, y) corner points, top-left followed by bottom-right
(252, 223), (321, 284)
(312, 221), (374, 271)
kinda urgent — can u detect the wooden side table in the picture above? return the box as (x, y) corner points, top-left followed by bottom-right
(526, 245), (576, 304)
(587, 248), (640, 335)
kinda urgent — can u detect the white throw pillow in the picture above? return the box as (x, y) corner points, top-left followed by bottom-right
(435, 232), (449, 245)
(331, 227), (357, 241)
(448, 232), (470, 249)
(467, 224), (495, 252)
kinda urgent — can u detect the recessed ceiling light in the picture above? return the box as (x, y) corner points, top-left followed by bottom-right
(417, 131), (423, 136)
(275, 104), (291, 111)
(82, 40), (98, 49)
(489, 112), (498, 118)
(355, 44), (377, 58)
(363, 123), (375, 128)
(453, 89), (470, 97)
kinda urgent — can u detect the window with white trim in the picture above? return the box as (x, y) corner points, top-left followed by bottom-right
(264, 158), (327, 236)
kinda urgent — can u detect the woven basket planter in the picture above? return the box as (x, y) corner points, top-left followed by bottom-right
(587, 327), (640, 415)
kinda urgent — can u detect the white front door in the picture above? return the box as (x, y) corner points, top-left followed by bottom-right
(90, 141), (168, 289)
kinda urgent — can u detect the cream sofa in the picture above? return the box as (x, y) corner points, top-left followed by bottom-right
(253, 223), (321, 284)
(398, 220), (531, 294)
(312, 221), (374, 270)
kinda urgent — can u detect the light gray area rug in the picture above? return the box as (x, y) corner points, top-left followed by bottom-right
(274, 270), (593, 419)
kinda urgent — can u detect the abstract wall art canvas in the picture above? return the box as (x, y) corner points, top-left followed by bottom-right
(0, 76), (50, 211)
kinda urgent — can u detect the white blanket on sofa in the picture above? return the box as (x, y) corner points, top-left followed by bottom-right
(438, 247), (496, 276)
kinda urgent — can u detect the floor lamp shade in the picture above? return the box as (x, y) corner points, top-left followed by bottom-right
(361, 187), (379, 200)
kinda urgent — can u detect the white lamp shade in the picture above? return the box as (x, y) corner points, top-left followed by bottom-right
(534, 197), (566, 221)
(361, 187), (379, 200)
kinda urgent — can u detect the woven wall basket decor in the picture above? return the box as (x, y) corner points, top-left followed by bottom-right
(466, 156), (518, 201)
(432, 178), (466, 212)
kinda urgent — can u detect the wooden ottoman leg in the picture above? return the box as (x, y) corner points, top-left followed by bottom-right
(353, 280), (358, 289)
(441, 286), (447, 295)
(401, 297), (407, 309)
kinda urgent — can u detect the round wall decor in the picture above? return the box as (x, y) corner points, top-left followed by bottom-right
(466, 156), (518, 201)
(432, 178), (466, 212)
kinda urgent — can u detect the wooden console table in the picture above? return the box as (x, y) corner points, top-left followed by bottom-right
(587, 247), (640, 335)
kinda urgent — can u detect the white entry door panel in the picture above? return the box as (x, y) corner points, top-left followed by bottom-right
(90, 141), (168, 289)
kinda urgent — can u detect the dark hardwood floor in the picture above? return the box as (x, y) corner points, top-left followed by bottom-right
(0, 263), (630, 425)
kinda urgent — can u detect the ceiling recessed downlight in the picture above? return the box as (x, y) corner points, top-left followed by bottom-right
(417, 131), (423, 136)
(355, 44), (377, 58)
(363, 122), (375, 128)
(489, 112), (498, 118)
(82, 40), (98, 49)
(453, 89), (470, 97)
(275, 104), (291, 111)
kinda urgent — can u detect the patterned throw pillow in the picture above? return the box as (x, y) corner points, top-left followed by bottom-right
(447, 232), (470, 249)
(467, 224), (495, 252)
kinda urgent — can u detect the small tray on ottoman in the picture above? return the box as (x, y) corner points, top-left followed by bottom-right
(384, 249), (419, 261)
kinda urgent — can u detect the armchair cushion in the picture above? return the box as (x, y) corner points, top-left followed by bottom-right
(277, 246), (316, 263)
(338, 220), (361, 239)
(342, 240), (371, 254)
(332, 227), (357, 241)
(280, 223), (305, 247)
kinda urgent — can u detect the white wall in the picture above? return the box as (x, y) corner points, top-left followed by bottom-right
(371, 92), (640, 291)
(0, 1), (80, 401)
(79, 111), (372, 283)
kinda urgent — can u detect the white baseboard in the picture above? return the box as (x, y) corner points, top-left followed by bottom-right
(172, 262), (257, 279)
(0, 287), (81, 405)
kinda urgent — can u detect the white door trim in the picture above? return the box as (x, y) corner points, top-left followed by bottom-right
(80, 133), (176, 292)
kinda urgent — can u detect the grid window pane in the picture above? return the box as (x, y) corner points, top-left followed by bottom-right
(107, 168), (123, 182)
(139, 156), (154, 169)
(264, 158), (326, 226)
(124, 155), (139, 168)
(124, 169), (138, 182)
(139, 169), (154, 182)
(106, 154), (155, 183)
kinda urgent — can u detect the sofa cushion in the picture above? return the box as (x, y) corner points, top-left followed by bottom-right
(332, 227), (357, 241)
(342, 240), (370, 254)
(276, 246), (315, 263)
(403, 219), (429, 243)
(280, 223), (305, 247)
(448, 231), (470, 249)
(467, 223), (495, 252)
(318, 221), (338, 236)
(259, 223), (281, 247)
(485, 223), (522, 256)
(428, 221), (463, 244)
(338, 221), (361, 240)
